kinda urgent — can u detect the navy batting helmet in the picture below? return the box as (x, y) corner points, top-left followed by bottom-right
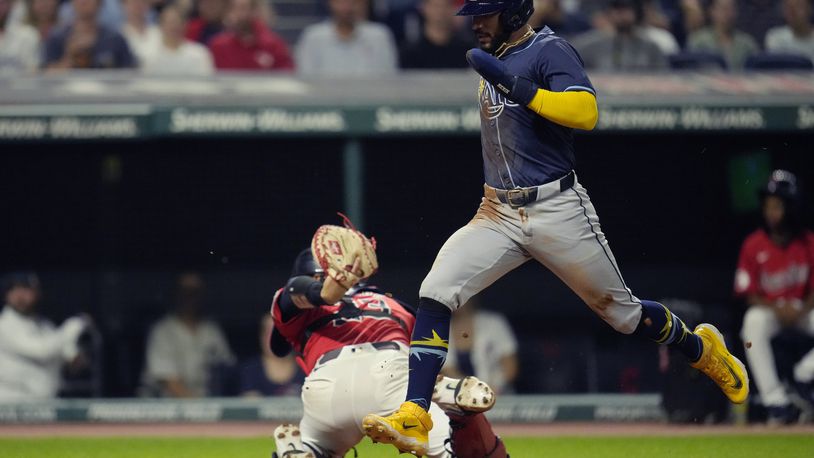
(760, 169), (800, 203)
(456, 0), (535, 33)
(759, 169), (804, 236)
(290, 248), (323, 279)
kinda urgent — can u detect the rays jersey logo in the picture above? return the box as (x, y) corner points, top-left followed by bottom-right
(479, 79), (519, 120)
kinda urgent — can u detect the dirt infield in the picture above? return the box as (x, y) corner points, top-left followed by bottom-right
(2, 422), (813, 438)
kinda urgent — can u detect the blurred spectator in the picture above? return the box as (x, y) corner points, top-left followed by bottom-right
(736, 170), (814, 425)
(765, 0), (814, 62)
(23, 0), (59, 40)
(186, 0), (226, 44)
(120, 0), (160, 65)
(737, 0), (783, 45)
(567, 0), (604, 21)
(58, 0), (123, 31)
(141, 4), (214, 75)
(239, 314), (304, 397)
(43, 0), (135, 70)
(639, 0), (679, 54)
(0, 0), (39, 73)
(399, 0), (470, 69)
(209, 0), (293, 70)
(142, 272), (234, 398)
(0, 273), (88, 401)
(571, 0), (667, 71)
(442, 298), (518, 394)
(528, 0), (592, 38)
(296, 0), (397, 77)
(679, 0), (705, 34)
(687, 0), (758, 70)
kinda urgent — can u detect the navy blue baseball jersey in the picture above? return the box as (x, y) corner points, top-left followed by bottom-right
(478, 27), (595, 189)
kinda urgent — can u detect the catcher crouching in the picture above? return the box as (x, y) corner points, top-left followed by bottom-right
(269, 218), (508, 457)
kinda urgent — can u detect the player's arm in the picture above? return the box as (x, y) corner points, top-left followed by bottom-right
(735, 238), (764, 307)
(466, 49), (598, 131)
(277, 275), (348, 321)
(500, 354), (519, 386)
(162, 378), (195, 398)
(745, 293), (773, 307)
(525, 89), (597, 130)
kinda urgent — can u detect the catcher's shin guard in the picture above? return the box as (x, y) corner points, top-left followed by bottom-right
(446, 413), (508, 458)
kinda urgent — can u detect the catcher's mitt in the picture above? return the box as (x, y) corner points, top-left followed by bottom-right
(311, 213), (378, 302)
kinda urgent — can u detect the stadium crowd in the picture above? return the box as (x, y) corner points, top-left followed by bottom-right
(0, 0), (813, 74)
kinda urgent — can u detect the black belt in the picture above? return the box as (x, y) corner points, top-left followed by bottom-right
(493, 171), (575, 208)
(317, 341), (401, 366)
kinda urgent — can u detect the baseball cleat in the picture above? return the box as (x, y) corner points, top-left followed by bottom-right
(690, 323), (750, 404)
(362, 401), (433, 456)
(433, 375), (496, 416)
(273, 424), (314, 458)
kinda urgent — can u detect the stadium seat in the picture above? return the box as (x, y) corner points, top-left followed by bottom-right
(745, 53), (814, 71)
(668, 52), (728, 71)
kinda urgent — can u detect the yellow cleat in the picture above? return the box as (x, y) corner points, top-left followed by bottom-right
(362, 401), (433, 457)
(691, 323), (750, 404)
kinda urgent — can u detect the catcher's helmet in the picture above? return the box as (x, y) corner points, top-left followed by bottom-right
(759, 169), (800, 203)
(290, 248), (323, 279)
(456, 0), (535, 33)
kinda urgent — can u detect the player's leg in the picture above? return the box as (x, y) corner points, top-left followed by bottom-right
(364, 209), (529, 455)
(526, 181), (747, 403)
(446, 414), (508, 458)
(432, 375), (505, 458)
(408, 216), (529, 411)
(791, 310), (814, 410)
(273, 423), (316, 458)
(740, 305), (787, 412)
(427, 402), (452, 458)
(428, 375), (501, 458)
(296, 346), (410, 457)
(296, 366), (356, 458)
(364, 345), (451, 457)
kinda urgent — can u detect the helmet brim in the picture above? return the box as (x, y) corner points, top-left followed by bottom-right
(455, 1), (506, 16)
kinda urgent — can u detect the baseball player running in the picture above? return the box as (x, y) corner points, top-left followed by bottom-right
(270, 244), (509, 458)
(363, 0), (749, 455)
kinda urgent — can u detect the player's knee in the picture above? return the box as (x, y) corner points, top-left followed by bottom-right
(608, 317), (638, 335)
(419, 297), (454, 315)
(583, 295), (638, 335)
(584, 292), (614, 314)
(419, 265), (475, 310)
(604, 306), (640, 335)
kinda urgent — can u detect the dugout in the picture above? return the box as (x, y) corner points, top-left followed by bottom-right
(1, 72), (813, 397)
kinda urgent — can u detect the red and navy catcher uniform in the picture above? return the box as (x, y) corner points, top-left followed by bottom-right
(270, 248), (507, 458)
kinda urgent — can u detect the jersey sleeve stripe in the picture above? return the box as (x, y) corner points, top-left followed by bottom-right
(564, 85), (596, 95)
(270, 288), (283, 315)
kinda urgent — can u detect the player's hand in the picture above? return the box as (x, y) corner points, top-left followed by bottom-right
(320, 276), (348, 304)
(312, 214), (378, 299)
(773, 298), (804, 327)
(465, 48), (539, 106)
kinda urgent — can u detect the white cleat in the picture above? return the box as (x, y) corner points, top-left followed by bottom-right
(273, 424), (314, 458)
(432, 375), (496, 416)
